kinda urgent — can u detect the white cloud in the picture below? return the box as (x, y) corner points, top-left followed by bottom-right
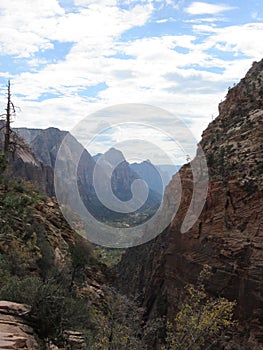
(1, 0), (262, 160)
(74, 0), (117, 6)
(0, 0), (153, 57)
(0, 0), (63, 57)
(213, 23), (263, 59)
(185, 16), (226, 23)
(53, 4), (153, 42)
(156, 18), (169, 23)
(185, 2), (235, 15)
(10, 19), (263, 147)
(191, 22), (263, 60)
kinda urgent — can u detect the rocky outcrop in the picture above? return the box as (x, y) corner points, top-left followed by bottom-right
(0, 301), (41, 349)
(0, 302), (94, 350)
(0, 123), (54, 196)
(10, 151), (54, 196)
(116, 59), (263, 347)
(130, 160), (164, 194)
(15, 128), (67, 169)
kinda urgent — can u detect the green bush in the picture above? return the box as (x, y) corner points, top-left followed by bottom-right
(0, 275), (41, 304)
(0, 253), (11, 282)
(30, 278), (91, 342)
(69, 240), (94, 289)
(2, 192), (35, 213)
(0, 152), (7, 177)
(35, 229), (55, 279)
(0, 274), (91, 344)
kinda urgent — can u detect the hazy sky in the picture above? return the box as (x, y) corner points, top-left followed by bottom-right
(0, 0), (262, 161)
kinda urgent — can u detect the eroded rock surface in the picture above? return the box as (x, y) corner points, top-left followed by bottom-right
(0, 301), (40, 349)
(116, 59), (263, 348)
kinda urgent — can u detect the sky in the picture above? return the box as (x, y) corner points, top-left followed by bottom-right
(0, 0), (263, 163)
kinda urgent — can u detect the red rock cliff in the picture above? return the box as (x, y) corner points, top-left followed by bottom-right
(116, 59), (263, 348)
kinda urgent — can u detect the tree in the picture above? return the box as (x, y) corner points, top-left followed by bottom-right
(29, 277), (91, 342)
(69, 240), (93, 291)
(91, 287), (145, 350)
(0, 80), (16, 156)
(162, 265), (236, 350)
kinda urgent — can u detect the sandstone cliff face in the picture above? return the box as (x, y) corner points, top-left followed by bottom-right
(116, 60), (263, 347)
(10, 150), (54, 196)
(0, 301), (95, 350)
(0, 301), (40, 350)
(16, 127), (68, 169)
(0, 123), (54, 196)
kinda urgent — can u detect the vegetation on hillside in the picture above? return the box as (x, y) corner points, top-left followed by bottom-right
(0, 82), (238, 348)
(0, 149), (237, 349)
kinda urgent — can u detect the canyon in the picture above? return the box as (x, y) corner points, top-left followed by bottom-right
(116, 59), (263, 348)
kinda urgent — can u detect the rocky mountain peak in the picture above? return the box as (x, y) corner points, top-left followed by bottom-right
(103, 147), (126, 165)
(16, 127), (69, 169)
(218, 59), (263, 119)
(200, 59), (263, 186)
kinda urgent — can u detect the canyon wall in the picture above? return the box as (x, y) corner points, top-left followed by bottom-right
(116, 59), (263, 347)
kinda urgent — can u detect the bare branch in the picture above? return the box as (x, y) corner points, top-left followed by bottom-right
(10, 101), (16, 114)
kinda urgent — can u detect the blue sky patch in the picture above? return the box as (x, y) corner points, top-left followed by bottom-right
(78, 83), (108, 98)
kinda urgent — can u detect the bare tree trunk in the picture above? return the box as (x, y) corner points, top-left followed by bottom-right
(4, 81), (11, 155)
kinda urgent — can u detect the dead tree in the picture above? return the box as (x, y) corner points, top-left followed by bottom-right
(0, 80), (18, 157)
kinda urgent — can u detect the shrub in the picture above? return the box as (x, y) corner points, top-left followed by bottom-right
(0, 274), (91, 345)
(30, 278), (91, 343)
(0, 152), (7, 177)
(0, 275), (41, 304)
(0, 234), (41, 275)
(69, 240), (94, 290)
(35, 229), (55, 279)
(162, 265), (236, 350)
(0, 253), (11, 283)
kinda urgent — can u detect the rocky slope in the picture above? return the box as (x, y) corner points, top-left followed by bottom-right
(15, 127), (95, 195)
(0, 175), (107, 283)
(116, 59), (263, 348)
(0, 122), (54, 196)
(0, 175), (107, 349)
(16, 127), (69, 169)
(0, 300), (91, 350)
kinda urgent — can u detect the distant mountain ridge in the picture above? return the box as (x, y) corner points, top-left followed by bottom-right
(15, 128), (162, 224)
(16, 127), (69, 169)
(130, 161), (180, 194)
(94, 152), (180, 194)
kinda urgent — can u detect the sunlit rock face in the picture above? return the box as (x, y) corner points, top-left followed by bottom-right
(0, 124), (54, 196)
(0, 301), (41, 349)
